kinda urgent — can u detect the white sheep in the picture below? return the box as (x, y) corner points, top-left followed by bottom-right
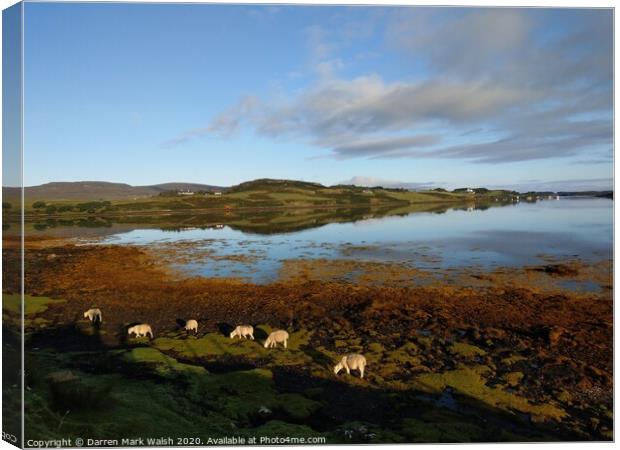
(230, 325), (254, 340)
(185, 319), (198, 334)
(264, 330), (289, 349)
(334, 354), (367, 379)
(83, 308), (102, 323)
(128, 324), (153, 339)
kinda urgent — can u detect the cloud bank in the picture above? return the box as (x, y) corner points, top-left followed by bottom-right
(167, 8), (612, 165)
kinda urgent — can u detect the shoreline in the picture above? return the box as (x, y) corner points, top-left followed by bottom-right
(13, 199), (471, 221)
(3, 239), (613, 441)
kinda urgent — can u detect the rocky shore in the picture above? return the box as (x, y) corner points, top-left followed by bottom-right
(3, 240), (613, 442)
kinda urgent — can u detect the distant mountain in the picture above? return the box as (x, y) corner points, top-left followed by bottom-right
(3, 181), (225, 200)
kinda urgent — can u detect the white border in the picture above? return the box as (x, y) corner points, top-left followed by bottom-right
(0, 2), (615, 450)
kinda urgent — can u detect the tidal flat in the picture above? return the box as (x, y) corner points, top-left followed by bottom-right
(2, 232), (613, 443)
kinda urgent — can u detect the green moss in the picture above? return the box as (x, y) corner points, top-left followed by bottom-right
(187, 368), (321, 423)
(278, 393), (322, 421)
(413, 366), (565, 421)
(154, 333), (260, 358)
(449, 342), (487, 357)
(33, 317), (50, 326)
(416, 336), (433, 350)
(371, 343), (422, 379)
(387, 342), (421, 366)
(25, 350), (326, 442)
(401, 417), (486, 443)
(123, 347), (207, 376)
(334, 339), (349, 348)
(504, 371), (524, 387)
(4, 294), (65, 316)
(24, 360), (229, 441)
(286, 328), (313, 350)
(303, 387), (324, 399)
(367, 342), (385, 353)
(555, 390), (572, 403)
(501, 354), (527, 366)
(154, 328), (314, 369)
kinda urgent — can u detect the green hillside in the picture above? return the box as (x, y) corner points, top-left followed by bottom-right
(3, 178), (525, 219)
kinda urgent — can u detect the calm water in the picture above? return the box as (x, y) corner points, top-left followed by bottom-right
(98, 198), (613, 283)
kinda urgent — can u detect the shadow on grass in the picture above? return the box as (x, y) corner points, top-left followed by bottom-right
(216, 322), (234, 336)
(300, 344), (333, 368)
(269, 366), (573, 442)
(252, 325), (270, 341)
(25, 316), (589, 443)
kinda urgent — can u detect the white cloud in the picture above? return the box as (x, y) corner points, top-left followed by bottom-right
(163, 8), (612, 166)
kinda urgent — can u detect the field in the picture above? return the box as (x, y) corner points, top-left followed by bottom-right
(2, 235), (613, 443)
(4, 179), (519, 218)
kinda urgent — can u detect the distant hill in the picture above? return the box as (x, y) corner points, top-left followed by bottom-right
(558, 190), (613, 199)
(2, 178), (613, 204)
(228, 178), (325, 193)
(3, 181), (225, 201)
(150, 182), (225, 194)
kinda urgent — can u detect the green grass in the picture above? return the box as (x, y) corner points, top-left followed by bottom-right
(16, 178), (494, 217)
(500, 354), (528, 366)
(413, 365), (566, 421)
(188, 368), (322, 423)
(122, 347), (207, 376)
(153, 327), (314, 367)
(21, 318), (575, 444)
(153, 333), (260, 358)
(3, 293), (65, 316)
(448, 342), (487, 358)
(401, 417), (486, 443)
(25, 349), (326, 442)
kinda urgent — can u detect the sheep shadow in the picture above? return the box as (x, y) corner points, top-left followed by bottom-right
(252, 325), (270, 342)
(28, 314), (108, 353)
(217, 322), (234, 337)
(300, 344), (334, 369)
(269, 366), (577, 442)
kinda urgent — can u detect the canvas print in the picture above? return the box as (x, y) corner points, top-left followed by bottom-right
(2, 2), (614, 446)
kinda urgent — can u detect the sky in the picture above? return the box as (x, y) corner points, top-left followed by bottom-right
(19, 3), (613, 191)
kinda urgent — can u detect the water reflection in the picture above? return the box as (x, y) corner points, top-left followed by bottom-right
(20, 200), (510, 237)
(101, 198), (612, 282)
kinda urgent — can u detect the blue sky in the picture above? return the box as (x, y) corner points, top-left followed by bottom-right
(21, 3), (613, 191)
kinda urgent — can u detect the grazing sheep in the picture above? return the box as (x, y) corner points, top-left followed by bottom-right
(128, 324), (153, 339)
(264, 330), (289, 349)
(230, 325), (254, 340)
(185, 319), (198, 334)
(83, 308), (102, 323)
(334, 354), (367, 379)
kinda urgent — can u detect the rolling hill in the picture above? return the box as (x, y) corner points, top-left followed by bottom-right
(3, 181), (225, 201)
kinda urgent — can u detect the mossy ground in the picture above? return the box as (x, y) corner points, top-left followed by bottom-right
(4, 293), (65, 316)
(23, 314), (574, 443)
(413, 365), (566, 421)
(449, 342), (487, 358)
(10, 238), (612, 444)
